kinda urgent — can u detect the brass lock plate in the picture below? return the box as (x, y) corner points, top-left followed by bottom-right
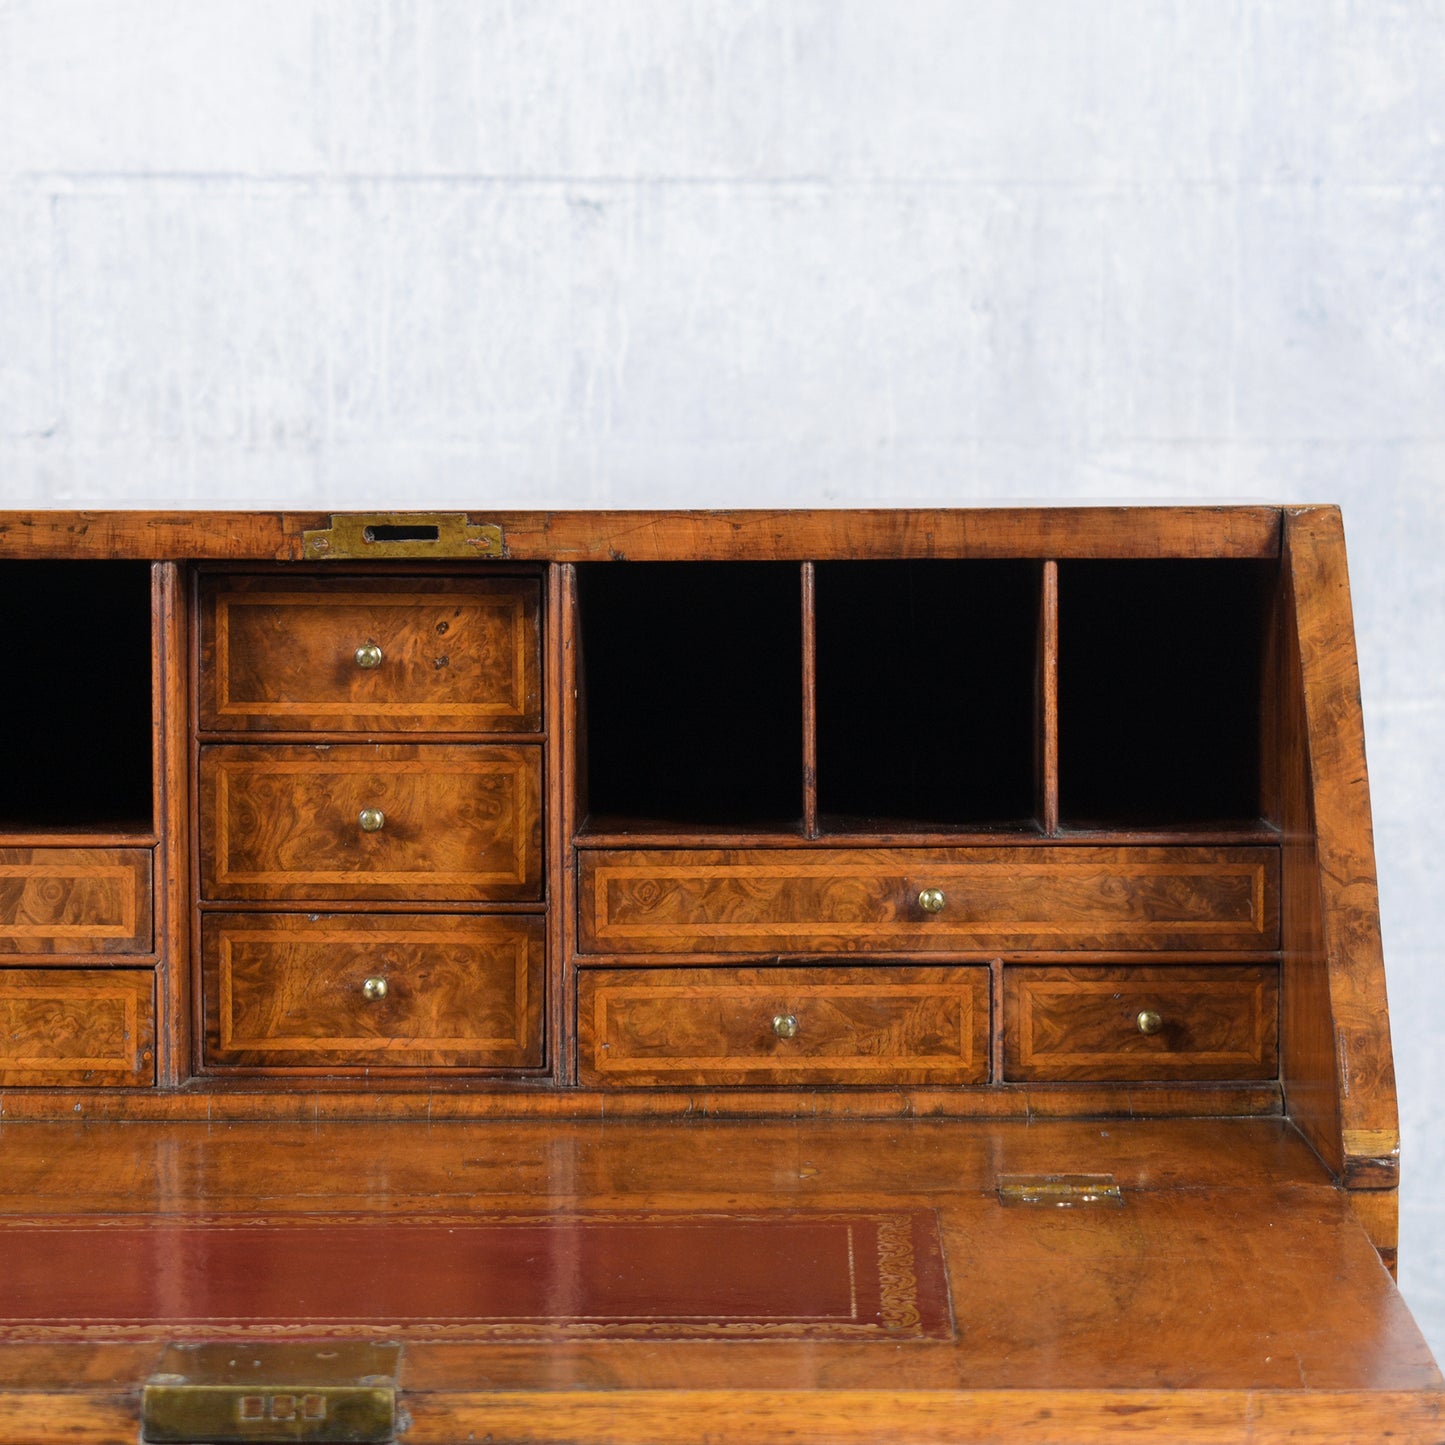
(302, 512), (505, 560)
(142, 1341), (399, 1444)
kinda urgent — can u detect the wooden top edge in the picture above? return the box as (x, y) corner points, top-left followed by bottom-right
(0, 506), (1284, 561)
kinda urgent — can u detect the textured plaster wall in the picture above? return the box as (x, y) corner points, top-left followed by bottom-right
(1, 0), (1443, 1354)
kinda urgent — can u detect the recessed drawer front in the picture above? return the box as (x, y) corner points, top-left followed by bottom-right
(0, 848), (152, 955)
(577, 966), (989, 1086)
(578, 847), (1279, 956)
(0, 968), (155, 1085)
(199, 745), (543, 902)
(202, 913), (544, 1070)
(1002, 965), (1279, 1082)
(199, 575), (542, 734)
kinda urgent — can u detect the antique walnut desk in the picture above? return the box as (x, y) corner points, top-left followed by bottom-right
(0, 505), (1439, 1444)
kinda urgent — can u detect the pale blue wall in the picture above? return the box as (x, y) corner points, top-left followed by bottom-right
(2, 0), (1443, 1353)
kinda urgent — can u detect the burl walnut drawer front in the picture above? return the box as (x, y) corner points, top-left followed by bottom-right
(203, 913), (544, 1070)
(199, 744), (543, 902)
(199, 575), (542, 734)
(0, 848), (152, 955)
(577, 966), (989, 1086)
(1002, 965), (1279, 1082)
(578, 847), (1279, 955)
(0, 968), (155, 1086)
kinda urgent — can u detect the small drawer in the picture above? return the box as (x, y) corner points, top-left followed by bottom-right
(202, 913), (544, 1071)
(0, 848), (152, 955)
(199, 575), (542, 734)
(1002, 965), (1279, 1082)
(0, 968), (155, 1086)
(577, 965), (989, 1086)
(199, 744), (543, 902)
(578, 847), (1279, 956)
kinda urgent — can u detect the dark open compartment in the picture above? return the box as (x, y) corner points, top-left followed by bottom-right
(0, 561), (154, 832)
(576, 563), (804, 830)
(1057, 559), (1273, 828)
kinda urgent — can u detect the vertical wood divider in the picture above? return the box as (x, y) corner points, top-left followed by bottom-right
(989, 957), (1005, 1084)
(801, 562), (819, 839)
(152, 562), (191, 1086)
(1040, 560), (1060, 835)
(553, 564), (579, 1085)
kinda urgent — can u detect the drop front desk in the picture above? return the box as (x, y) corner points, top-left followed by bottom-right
(0, 505), (1438, 1445)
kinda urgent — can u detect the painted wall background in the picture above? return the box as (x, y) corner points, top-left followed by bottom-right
(2, 0), (1443, 1352)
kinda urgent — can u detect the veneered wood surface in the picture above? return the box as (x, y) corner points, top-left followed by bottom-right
(577, 965), (989, 1086)
(1279, 507), (1399, 1192)
(199, 744), (543, 901)
(0, 507), (1283, 562)
(0, 849), (152, 955)
(0, 969), (154, 1086)
(0, 1117), (1435, 1444)
(1002, 964), (1279, 1082)
(579, 846), (1280, 954)
(201, 912), (545, 1071)
(198, 574), (542, 734)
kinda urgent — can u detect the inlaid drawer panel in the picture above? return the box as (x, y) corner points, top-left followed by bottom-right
(577, 965), (989, 1086)
(0, 968), (155, 1086)
(0, 849), (152, 955)
(199, 575), (542, 734)
(1002, 965), (1279, 1082)
(578, 847), (1279, 956)
(202, 913), (544, 1070)
(199, 744), (543, 902)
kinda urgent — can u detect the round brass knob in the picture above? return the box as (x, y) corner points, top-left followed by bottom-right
(918, 887), (946, 914)
(361, 976), (388, 1002)
(358, 807), (386, 833)
(354, 643), (383, 669)
(1136, 1009), (1164, 1036)
(772, 1013), (800, 1040)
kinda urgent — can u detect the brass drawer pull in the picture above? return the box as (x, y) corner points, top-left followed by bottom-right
(358, 808), (386, 833)
(1136, 1009), (1164, 1036)
(361, 976), (388, 1002)
(354, 642), (383, 670)
(918, 887), (946, 914)
(772, 1013), (800, 1040)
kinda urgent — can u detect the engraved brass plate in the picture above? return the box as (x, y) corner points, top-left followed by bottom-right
(302, 513), (504, 560)
(142, 1342), (398, 1444)
(997, 1173), (1124, 1207)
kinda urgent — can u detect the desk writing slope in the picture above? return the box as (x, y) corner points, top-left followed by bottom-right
(0, 505), (1436, 1444)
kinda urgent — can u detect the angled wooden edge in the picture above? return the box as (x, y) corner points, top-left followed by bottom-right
(0, 507), (1282, 561)
(1279, 506), (1399, 1200)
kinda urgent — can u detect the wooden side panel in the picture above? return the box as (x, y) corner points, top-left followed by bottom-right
(0, 968), (154, 1085)
(198, 575), (542, 734)
(0, 850), (152, 955)
(1279, 508), (1399, 1196)
(579, 847), (1279, 955)
(578, 966), (989, 1086)
(198, 745), (543, 902)
(202, 913), (544, 1071)
(1002, 965), (1279, 1082)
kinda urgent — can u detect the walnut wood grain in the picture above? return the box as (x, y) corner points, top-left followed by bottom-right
(578, 847), (1279, 955)
(0, 969), (154, 1086)
(0, 507), (1284, 562)
(0, 850), (152, 955)
(199, 574), (542, 734)
(1279, 508), (1399, 1196)
(577, 965), (989, 1086)
(1002, 965), (1279, 1082)
(201, 912), (544, 1071)
(199, 744), (543, 902)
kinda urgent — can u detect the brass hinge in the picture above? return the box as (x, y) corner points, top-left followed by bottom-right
(302, 513), (505, 560)
(142, 1342), (399, 1444)
(997, 1174), (1124, 1207)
